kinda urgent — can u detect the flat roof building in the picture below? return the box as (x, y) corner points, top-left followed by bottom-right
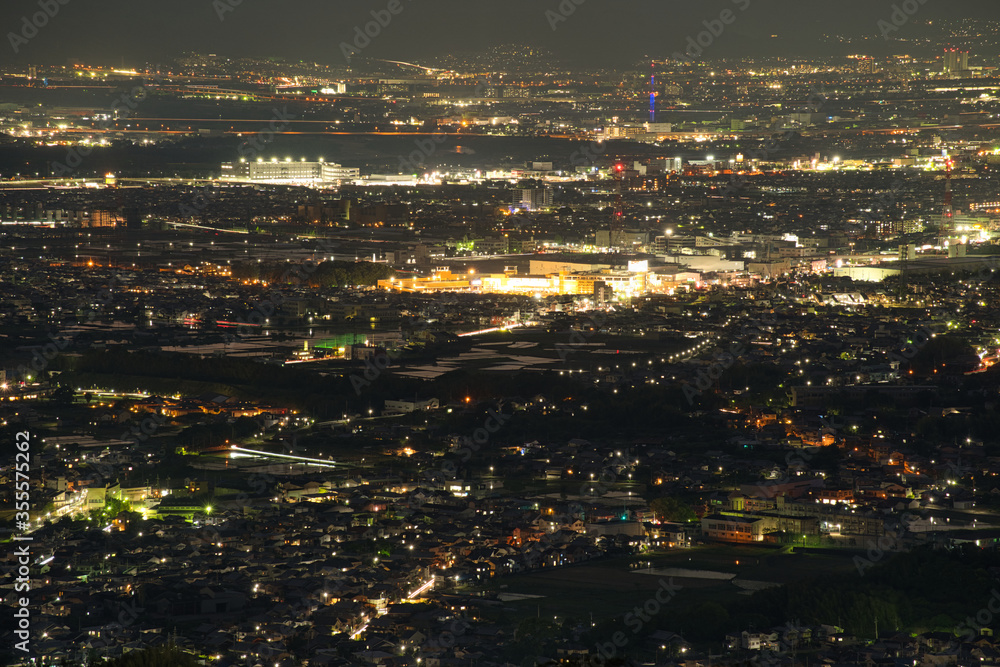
(221, 159), (359, 187)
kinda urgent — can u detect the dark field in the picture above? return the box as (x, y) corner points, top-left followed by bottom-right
(492, 544), (863, 622)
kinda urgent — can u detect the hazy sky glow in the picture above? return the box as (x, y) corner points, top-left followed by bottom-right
(1, 0), (997, 66)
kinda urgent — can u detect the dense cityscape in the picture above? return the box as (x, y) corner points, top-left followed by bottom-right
(5, 2), (1000, 666)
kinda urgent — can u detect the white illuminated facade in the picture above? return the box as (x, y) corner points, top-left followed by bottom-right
(221, 158), (359, 187)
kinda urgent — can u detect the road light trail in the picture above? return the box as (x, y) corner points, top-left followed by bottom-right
(228, 445), (347, 467)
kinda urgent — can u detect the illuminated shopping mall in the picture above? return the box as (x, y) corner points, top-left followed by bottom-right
(377, 262), (697, 297)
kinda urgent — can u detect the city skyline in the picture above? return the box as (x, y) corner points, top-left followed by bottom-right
(6, 2), (1000, 666)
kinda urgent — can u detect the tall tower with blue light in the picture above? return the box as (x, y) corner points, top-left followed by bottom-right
(649, 61), (656, 123)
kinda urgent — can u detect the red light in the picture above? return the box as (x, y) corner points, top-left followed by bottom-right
(615, 164), (624, 171)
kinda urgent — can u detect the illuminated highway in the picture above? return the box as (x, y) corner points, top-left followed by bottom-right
(228, 445), (349, 468)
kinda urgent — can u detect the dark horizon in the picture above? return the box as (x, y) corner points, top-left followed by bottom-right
(2, 0), (998, 68)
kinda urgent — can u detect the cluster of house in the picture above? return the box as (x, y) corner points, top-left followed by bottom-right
(9, 425), (996, 666)
(1, 446), (680, 667)
(725, 626), (1000, 667)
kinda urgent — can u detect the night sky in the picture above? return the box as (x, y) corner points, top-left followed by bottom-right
(2, 0), (998, 67)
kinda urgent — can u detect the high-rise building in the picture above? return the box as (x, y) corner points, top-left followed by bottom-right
(123, 206), (143, 230)
(855, 57), (876, 74)
(649, 61), (657, 124)
(221, 159), (359, 187)
(942, 158), (954, 227)
(653, 157), (683, 173)
(86, 210), (123, 228)
(943, 48), (969, 75)
(513, 188), (554, 211)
